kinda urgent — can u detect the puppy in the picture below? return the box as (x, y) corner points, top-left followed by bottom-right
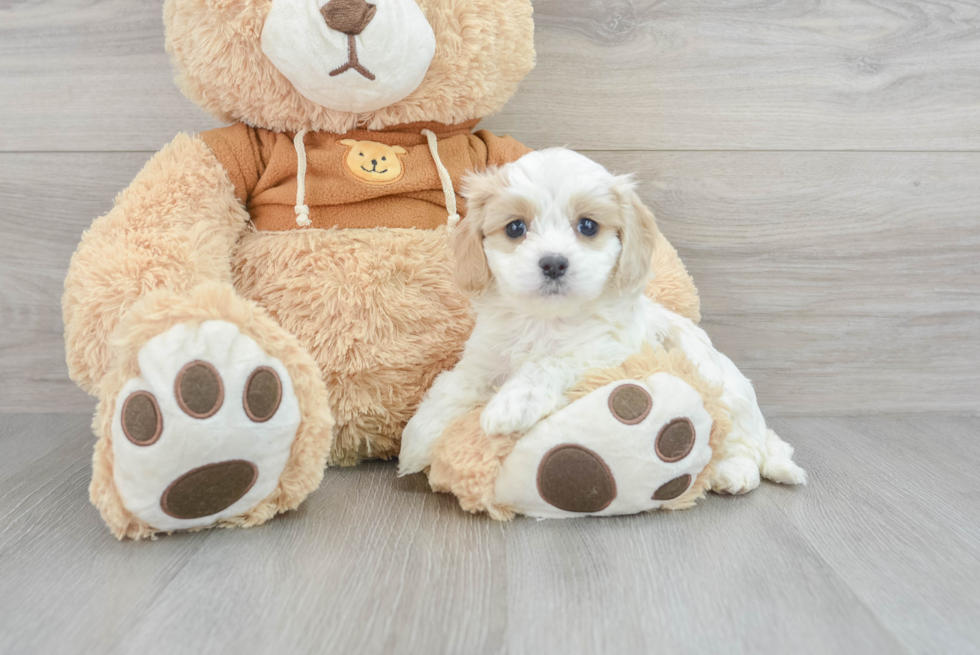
(398, 149), (806, 494)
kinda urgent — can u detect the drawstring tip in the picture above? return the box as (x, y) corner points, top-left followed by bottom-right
(295, 205), (312, 228)
(446, 213), (461, 232)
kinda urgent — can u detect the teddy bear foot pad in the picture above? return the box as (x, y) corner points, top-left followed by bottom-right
(493, 373), (715, 518)
(112, 320), (301, 531)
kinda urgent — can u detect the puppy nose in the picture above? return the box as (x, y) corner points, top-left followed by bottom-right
(321, 0), (377, 35)
(539, 255), (569, 280)
(371, 159), (378, 166)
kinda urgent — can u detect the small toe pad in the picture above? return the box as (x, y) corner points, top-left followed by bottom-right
(121, 391), (163, 446)
(243, 367), (283, 423)
(653, 474), (692, 501)
(608, 383), (653, 425)
(175, 361), (224, 418)
(656, 418), (696, 462)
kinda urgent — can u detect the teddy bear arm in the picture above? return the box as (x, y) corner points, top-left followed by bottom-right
(646, 230), (702, 324)
(63, 133), (251, 394)
(474, 129), (533, 168)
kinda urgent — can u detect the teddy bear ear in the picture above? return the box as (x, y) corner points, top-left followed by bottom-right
(339, 139), (357, 147)
(392, 146), (408, 155)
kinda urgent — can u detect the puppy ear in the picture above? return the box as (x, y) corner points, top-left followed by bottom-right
(461, 165), (510, 220)
(392, 145), (408, 155)
(451, 166), (511, 295)
(611, 175), (659, 293)
(450, 212), (491, 295)
(339, 139), (357, 147)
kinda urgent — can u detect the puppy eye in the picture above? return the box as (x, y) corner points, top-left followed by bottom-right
(359, 153), (364, 157)
(381, 156), (386, 161)
(505, 220), (527, 239)
(578, 218), (598, 237)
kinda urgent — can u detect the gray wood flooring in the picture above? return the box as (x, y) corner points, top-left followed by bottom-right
(1, 414), (977, 654)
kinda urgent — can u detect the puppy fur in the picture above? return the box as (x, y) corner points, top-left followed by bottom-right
(398, 149), (806, 494)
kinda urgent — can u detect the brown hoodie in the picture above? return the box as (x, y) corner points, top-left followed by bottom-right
(200, 119), (531, 232)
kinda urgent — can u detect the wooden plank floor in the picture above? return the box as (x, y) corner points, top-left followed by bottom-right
(1, 414), (977, 654)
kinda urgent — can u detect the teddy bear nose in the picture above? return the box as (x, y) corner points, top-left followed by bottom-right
(320, 0), (377, 35)
(371, 159), (378, 166)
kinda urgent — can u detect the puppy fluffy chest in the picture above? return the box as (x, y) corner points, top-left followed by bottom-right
(480, 305), (648, 384)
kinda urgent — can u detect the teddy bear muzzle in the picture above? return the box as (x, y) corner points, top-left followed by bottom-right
(261, 0), (436, 112)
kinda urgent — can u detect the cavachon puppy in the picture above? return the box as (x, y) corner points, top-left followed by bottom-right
(399, 148), (807, 498)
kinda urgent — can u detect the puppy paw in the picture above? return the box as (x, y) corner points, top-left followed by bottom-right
(111, 320), (301, 531)
(481, 384), (555, 436)
(710, 456), (761, 495)
(398, 412), (439, 475)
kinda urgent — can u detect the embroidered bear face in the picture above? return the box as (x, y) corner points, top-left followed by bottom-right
(339, 139), (408, 184)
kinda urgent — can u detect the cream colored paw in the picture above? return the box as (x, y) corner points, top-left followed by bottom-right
(710, 456), (761, 495)
(111, 320), (301, 531)
(480, 383), (555, 436)
(493, 373), (715, 518)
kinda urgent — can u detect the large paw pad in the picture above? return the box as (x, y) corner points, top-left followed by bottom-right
(494, 372), (715, 518)
(161, 460), (258, 520)
(111, 321), (301, 532)
(536, 445), (617, 513)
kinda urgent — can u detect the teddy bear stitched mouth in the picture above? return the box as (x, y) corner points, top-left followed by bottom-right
(321, 0), (377, 81)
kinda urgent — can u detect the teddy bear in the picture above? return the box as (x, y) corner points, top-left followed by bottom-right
(423, 344), (730, 520)
(63, 0), (703, 539)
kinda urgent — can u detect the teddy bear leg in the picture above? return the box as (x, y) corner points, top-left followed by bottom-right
(427, 409), (519, 521)
(90, 284), (332, 539)
(492, 372), (722, 519)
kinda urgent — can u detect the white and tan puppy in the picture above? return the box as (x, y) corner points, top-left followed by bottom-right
(398, 149), (806, 495)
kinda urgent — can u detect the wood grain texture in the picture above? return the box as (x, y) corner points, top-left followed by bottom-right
(3, 0), (980, 152)
(0, 153), (149, 413)
(600, 150), (980, 416)
(3, 151), (976, 414)
(767, 416), (980, 654)
(1, 414), (978, 654)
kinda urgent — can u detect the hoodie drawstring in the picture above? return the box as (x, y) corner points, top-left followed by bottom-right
(293, 128), (312, 227)
(421, 128), (461, 232)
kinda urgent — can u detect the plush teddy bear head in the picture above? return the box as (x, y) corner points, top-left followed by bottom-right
(164, 0), (535, 134)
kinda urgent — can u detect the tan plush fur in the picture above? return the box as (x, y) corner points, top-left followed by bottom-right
(63, 134), (248, 395)
(232, 227), (474, 465)
(427, 345), (729, 518)
(90, 283), (333, 540)
(647, 232), (702, 324)
(165, 0), (535, 133)
(428, 412), (519, 520)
